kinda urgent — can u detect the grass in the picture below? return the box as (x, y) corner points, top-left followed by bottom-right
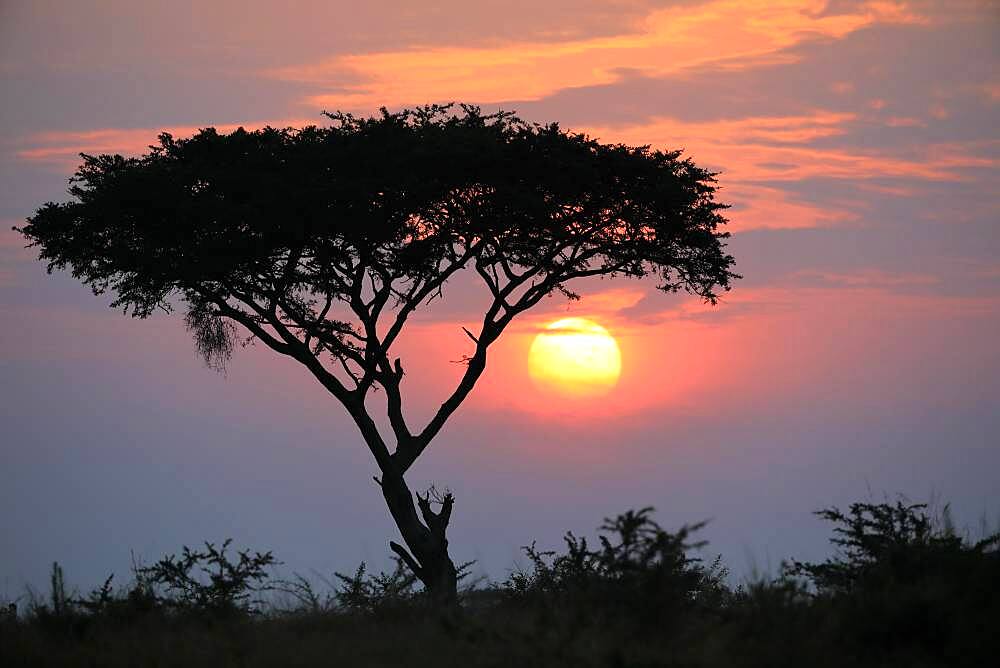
(2, 498), (997, 667)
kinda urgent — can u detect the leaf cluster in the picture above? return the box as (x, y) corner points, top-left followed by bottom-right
(20, 104), (734, 320)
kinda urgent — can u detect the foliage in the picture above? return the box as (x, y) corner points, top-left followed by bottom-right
(782, 500), (1000, 661)
(137, 539), (277, 615)
(19, 104), (735, 324)
(333, 559), (421, 616)
(269, 572), (335, 614)
(2, 498), (998, 667)
(501, 508), (731, 625)
(331, 555), (481, 617)
(74, 574), (116, 615)
(785, 500), (1000, 593)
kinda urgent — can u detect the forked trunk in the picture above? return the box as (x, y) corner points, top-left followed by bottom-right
(379, 470), (458, 604)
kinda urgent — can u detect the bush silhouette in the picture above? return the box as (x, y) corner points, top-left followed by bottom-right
(3, 497), (997, 667)
(783, 500), (1000, 661)
(333, 559), (420, 618)
(138, 539), (277, 616)
(786, 500), (999, 592)
(501, 508), (730, 629)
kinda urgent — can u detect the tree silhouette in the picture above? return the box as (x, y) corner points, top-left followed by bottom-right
(18, 104), (737, 602)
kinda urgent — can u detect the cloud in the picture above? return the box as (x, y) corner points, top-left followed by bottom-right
(13, 128), (182, 168)
(573, 113), (997, 231)
(574, 287), (648, 314)
(266, 0), (924, 111)
(10, 0), (995, 242)
(788, 268), (942, 289)
(581, 114), (994, 181)
(12, 119), (312, 170)
(610, 259), (1000, 327)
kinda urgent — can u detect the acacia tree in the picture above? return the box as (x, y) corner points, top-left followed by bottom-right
(19, 105), (736, 602)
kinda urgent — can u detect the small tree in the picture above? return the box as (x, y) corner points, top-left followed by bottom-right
(19, 104), (736, 602)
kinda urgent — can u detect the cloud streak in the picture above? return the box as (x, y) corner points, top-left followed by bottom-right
(12, 119), (313, 169)
(266, 0), (924, 110)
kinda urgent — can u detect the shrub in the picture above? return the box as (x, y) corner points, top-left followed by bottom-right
(501, 507), (730, 625)
(333, 558), (420, 617)
(785, 500), (1000, 593)
(138, 539), (277, 616)
(784, 500), (1000, 660)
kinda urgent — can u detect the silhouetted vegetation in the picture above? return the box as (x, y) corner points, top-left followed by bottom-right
(498, 508), (732, 627)
(18, 104), (737, 601)
(137, 539), (277, 616)
(2, 497), (996, 666)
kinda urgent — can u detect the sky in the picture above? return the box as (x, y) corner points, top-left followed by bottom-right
(1, 0), (998, 594)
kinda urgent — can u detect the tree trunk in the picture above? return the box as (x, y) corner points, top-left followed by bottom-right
(379, 470), (458, 605)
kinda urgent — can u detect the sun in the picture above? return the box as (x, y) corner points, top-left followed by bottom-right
(528, 318), (622, 397)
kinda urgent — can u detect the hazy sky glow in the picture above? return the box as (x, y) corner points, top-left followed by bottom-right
(1, 1), (998, 592)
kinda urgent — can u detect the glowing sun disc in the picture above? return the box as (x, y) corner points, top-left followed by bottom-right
(528, 317), (622, 397)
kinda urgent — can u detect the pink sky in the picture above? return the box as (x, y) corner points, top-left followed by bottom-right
(1, 0), (998, 590)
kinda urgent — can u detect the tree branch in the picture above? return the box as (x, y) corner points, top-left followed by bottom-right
(216, 284), (396, 473)
(417, 491), (454, 541)
(380, 239), (483, 353)
(389, 541), (424, 580)
(204, 297), (291, 356)
(392, 252), (635, 474)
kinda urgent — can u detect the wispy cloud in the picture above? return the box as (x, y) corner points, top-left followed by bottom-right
(576, 115), (997, 230)
(266, 0), (925, 110)
(582, 115), (996, 182)
(13, 119), (312, 169)
(790, 268), (942, 288)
